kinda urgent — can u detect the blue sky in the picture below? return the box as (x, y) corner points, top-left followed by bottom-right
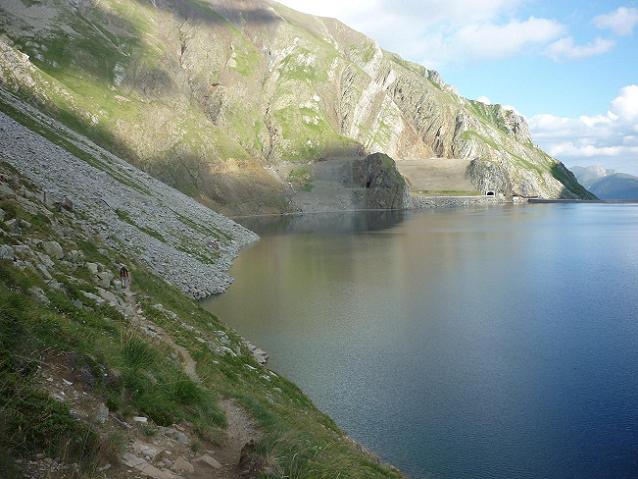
(278, 0), (638, 174)
(443, 0), (638, 117)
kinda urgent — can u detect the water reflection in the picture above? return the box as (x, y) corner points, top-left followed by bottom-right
(233, 209), (407, 236)
(206, 205), (638, 479)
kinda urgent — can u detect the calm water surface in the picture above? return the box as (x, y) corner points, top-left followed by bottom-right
(204, 205), (638, 479)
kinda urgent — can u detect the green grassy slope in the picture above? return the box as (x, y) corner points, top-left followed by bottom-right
(0, 161), (402, 478)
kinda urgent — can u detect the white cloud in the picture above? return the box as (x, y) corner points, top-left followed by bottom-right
(477, 96), (492, 104)
(277, 0), (521, 26)
(594, 6), (638, 36)
(277, 0), (564, 66)
(545, 37), (614, 61)
(611, 85), (638, 122)
(452, 18), (564, 59)
(530, 85), (638, 173)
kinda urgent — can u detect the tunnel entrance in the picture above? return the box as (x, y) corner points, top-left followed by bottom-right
(486, 191), (495, 196)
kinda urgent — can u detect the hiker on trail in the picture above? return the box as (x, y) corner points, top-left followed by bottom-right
(119, 265), (130, 289)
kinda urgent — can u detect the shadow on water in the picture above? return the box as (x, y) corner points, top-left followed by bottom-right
(235, 209), (407, 236)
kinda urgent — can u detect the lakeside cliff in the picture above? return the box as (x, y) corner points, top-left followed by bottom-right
(0, 0), (593, 216)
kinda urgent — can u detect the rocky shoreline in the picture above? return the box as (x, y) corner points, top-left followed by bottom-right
(409, 194), (513, 209)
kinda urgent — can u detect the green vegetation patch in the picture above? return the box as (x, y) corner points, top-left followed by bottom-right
(288, 164), (314, 192)
(115, 209), (166, 242)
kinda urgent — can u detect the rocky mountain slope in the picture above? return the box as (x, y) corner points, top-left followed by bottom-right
(0, 87), (257, 298)
(573, 165), (638, 200)
(0, 93), (402, 478)
(0, 0), (592, 215)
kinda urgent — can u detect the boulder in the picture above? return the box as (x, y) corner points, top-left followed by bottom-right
(97, 288), (118, 306)
(0, 244), (14, 260)
(0, 182), (16, 200)
(171, 457), (194, 474)
(14, 244), (32, 257)
(29, 286), (50, 306)
(132, 440), (163, 461)
(43, 241), (64, 260)
(66, 250), (84, 263)
(86, 262), (99, 275)
(4, 218), (22, 233)
(95, 403), (109, 424)
(158, 426), (190, 446)
(96, 271), (114, 288)
(196, 454), (222, 470)
(121, 453), (182, 479)
(36, 263), (52, 280)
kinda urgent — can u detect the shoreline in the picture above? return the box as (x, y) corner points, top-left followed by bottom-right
(529, 198), (638, 204)
(229, 195), (513, 220)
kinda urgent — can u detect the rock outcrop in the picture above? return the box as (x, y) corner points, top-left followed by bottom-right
(0, 0), (593, 215)
(352, 153), (408, 209)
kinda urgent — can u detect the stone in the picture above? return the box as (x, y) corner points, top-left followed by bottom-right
(247, 342), (269, 365)
(4, 218), (21, 233)
(36, 252), (54, 268)
(29, 286), (50, 306)
(132, 440), (163, 461)
(86, 262), (99, 275)
(158, 426), (190, 446)
(0, 244), (14, 260)
(0, 208), (4, 222)
(121, 453), (182, 479)
(0, 182), (16, 200)
(81, 290), (104, 305)
(42, 241), (64, 260)
(66, 250), (84, 263)
(196, 454), (222, 470)
(97, 288), (118, 306)
(95, 403), (109, 424)
(171, 457), (194, 474)
(14, 244), (32, 257)
(36, 264), (52, 280)
(133, 416), (148, 423)
(96, 271), (114, 288)
(60, 196), (73, 211)
(47, 279), (63, 290)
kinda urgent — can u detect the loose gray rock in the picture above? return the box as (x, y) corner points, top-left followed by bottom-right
(66, 249), (84, 263)
(171, 457), (194, 474)
(14, 244), (32, 257)
(196, 454), (222, 470)
(96, 271), (114, 288)
(97, 288), (118, 306)
(158, 426), (190, 446)
(36, 263), (52, 280)
(0, 244), (14, 260)
(95, 402), (109, 424)
(0, 182), (15, 200)
(29, 286), (50, 306)
(86, 262), (99, 275)
(42, 240), (64, 259)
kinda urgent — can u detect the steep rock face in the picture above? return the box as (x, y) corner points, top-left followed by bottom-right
(0, 0), (594, 213)
(352, 153), (408, 209)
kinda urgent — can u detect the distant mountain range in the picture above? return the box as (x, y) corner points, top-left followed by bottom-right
(572, 166), (638, 200)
